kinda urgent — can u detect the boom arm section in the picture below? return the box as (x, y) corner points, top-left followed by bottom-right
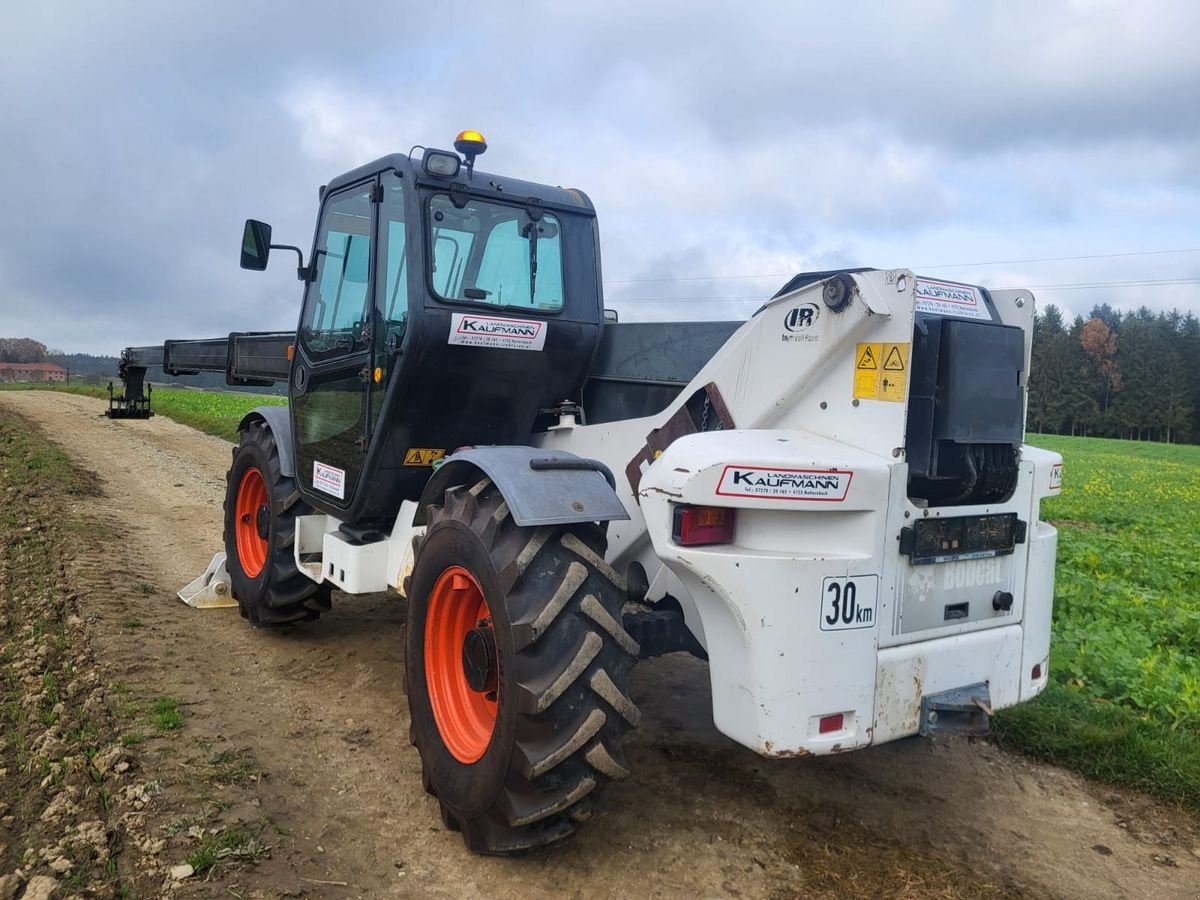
(107, 332), (292, 418)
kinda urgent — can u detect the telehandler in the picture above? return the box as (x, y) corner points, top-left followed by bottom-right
(114, 131), (1063, 853)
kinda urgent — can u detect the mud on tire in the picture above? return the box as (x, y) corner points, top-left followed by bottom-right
(223, 419), (331, 626)
(405, 477), (640, 854)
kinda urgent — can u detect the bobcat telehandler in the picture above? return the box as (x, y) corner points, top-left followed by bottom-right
(114, 131), (1063, 854)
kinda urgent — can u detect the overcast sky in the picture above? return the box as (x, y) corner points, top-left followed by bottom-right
(1, 1), (1197, 354)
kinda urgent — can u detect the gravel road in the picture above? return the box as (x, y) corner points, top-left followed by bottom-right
(2, 390), (1197, 899)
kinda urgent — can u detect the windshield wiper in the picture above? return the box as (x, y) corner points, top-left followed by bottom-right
(523, 220), (538, 304)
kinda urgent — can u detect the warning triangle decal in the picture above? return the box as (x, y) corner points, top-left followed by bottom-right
(857, 346), (878, 369)
(883, 346), (905, 371)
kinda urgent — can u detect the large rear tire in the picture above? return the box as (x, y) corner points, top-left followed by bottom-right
(223, 419), (331, 625)
(406, 477), (640, 854)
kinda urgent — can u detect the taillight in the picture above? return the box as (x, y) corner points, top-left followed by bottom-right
(818, 713), (844, 735)
(672, 505), (735, 546)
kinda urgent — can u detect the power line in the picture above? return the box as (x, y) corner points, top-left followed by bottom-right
(1018, 278), (1200, 292)
(602, 246), (1200, 286)
(921, 248), (1200, 270)
(609, 301), (768, 309)
(607, 277), (1200, 304)
(605, 272), (789, 285)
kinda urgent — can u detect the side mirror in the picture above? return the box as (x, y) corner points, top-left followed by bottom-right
(241, 219), (273, 271)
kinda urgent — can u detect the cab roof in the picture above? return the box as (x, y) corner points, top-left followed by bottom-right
(323, 152), (595, 214)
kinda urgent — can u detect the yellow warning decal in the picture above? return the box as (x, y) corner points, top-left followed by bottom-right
(854, 343), (883, 400)
(853, 342), (909, 402)
(853, 343), (881, 399)
(403, 448), (447, 467)
(883, 345), (905, 371)
(878, 342), (908, 402)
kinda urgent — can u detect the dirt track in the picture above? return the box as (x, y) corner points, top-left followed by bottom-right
(2, 390), (1198, 899)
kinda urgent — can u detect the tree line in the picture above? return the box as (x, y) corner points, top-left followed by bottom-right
(0, 336), (283, 395)
(1028, 304), (1200, 444)
(0, 337), (56, 363)
(6, 316), (1200, 442)
(0, 338), (117, 378)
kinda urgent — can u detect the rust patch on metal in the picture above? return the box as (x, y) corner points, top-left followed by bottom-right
(760, 740), (813, 759)
(625, 382), (735, 498)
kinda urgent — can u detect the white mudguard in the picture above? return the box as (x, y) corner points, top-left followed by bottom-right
(639, 431), (1060, 757)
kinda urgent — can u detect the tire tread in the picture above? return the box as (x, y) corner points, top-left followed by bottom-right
(410, 482), (639, 854)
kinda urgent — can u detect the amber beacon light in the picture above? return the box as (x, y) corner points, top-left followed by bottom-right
(454, 130), (487, 157)
(454, 130), (487, 176)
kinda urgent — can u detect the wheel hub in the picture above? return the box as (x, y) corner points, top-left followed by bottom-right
(234, 466), (270, 579)
(424, 566), (499, 764)
(461, 624), (497, 693)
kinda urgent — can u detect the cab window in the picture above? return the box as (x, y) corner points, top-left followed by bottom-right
(380, 181), (407, 325)
(427, 194), (563, 312)
(300, 186), (374, 356)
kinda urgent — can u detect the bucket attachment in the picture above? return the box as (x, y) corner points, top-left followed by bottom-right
(106, 349), (153, 419)
(919, 682), (992, 737)
(178, 553), (237, 609)
(106, 379), (152, 419)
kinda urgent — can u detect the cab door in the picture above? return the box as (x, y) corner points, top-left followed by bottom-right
(291, 179), (378, 509)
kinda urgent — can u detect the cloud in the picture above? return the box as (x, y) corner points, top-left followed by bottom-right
(0, 0), (1196, 353)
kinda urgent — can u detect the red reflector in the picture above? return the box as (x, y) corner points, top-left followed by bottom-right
(1031, 663), (1042, 680)
(819, 713), (844, 735)
(672, 505), (735, 546)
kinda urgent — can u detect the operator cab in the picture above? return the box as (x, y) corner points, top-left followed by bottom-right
(241, 132), (605, 522)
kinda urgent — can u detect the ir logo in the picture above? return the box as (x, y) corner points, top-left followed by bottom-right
(784, 303), (820, 331)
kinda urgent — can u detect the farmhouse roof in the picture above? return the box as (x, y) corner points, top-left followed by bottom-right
(0, 362), (66, 372)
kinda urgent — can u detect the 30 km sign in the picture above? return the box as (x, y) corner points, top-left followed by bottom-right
(820, 575), (879, 631)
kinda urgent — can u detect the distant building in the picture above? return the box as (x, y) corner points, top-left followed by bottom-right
(0, 362), (67, 383)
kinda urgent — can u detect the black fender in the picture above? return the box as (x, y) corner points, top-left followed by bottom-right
(237, 406), (295, 477)
(416, 447), (629, 527)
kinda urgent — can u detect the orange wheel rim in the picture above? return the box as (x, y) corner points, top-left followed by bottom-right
(425, 566), (498, 763)
(235, 467), (269, 578)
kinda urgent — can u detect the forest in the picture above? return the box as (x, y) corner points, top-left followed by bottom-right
(0, 338), (282, 394)
(5, 303), (1200, 444)
(1028, 304), (1200, 444)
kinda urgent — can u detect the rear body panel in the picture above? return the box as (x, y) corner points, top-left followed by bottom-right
(540, 269), (1061, 757)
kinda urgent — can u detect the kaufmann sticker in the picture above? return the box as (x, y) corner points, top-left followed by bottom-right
(313, 461), (346, 500)
(913, 277), (992, 321)
(1049, 463), (1063, 491)
(449, 313), (546, 351)
(716, 466), (853, 501)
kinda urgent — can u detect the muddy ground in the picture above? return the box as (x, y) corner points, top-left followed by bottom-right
(0, 390), (1197, 899)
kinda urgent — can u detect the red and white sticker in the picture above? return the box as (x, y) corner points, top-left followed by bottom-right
(1048, 463), (1063, 492)
(448, 313), (546, 351)
(913, 277), (991, 321)
(716, 466), (853, 501)
(313, 461), (346, 500)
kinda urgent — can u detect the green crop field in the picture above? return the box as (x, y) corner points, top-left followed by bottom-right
(139, 386), (286, 441)
(3, 383), (1198, 805)
(0, 382), (283, 442)
(996, 434), (1200, 807)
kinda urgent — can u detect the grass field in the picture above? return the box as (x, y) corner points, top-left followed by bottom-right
(0, 382), (284, 442)
(2, 383), (1198, 805)
(995, 434), (1200, 807)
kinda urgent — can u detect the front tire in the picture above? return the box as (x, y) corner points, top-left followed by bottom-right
(406, 477), (640, 854)
(223, 420), (331, 625)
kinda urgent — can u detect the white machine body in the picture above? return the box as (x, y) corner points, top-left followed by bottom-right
(202, 269), (1061, 759)
(537, 268), (1061, 756)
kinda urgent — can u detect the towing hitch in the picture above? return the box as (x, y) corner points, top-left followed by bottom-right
(919, 682), (992, 737)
